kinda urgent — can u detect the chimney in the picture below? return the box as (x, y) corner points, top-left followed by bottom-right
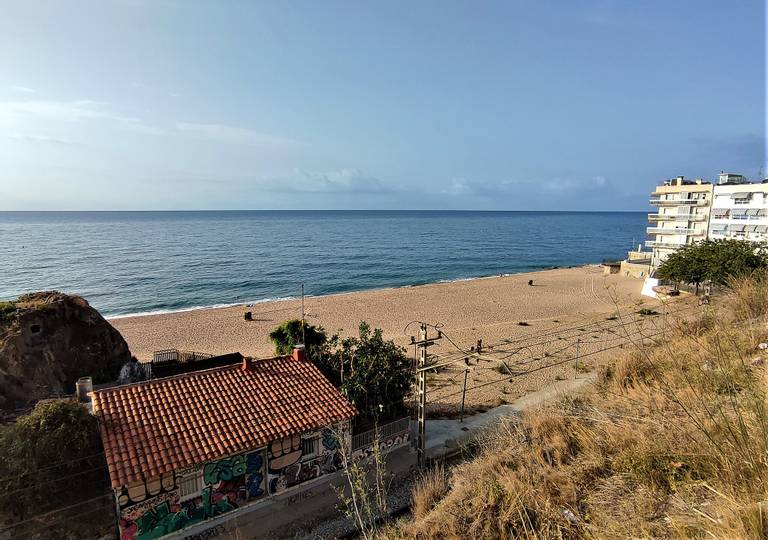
(76, 376), (93, 403)
(676, 175), (684, 186)
(292, 344), (307, 362)
(242, 357), (253, 371)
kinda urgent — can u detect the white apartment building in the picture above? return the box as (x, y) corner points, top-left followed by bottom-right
(647, 176), (713, 267)
(708, 174), (768, 241)
(644, 172), (768, 269)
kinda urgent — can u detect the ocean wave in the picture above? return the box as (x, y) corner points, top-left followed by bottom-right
(106, 296), (296, 320)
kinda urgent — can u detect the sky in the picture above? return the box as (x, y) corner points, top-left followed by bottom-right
(0, 0), (765, 211)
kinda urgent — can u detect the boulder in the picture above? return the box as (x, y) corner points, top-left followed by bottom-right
(0, 291), (131, 412)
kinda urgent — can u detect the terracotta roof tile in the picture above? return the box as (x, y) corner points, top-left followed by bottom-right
(92, 356), (357, 488)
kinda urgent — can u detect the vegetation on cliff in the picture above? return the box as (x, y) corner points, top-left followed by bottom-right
(384, 276), (768, 539)
(0, 400), (112, 538)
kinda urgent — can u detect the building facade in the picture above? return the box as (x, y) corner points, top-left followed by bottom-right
(708, 181), (768, 242)
(92, 349), (357, 540)
(647, 176), (713, 267)
(643, 172), (768, 270)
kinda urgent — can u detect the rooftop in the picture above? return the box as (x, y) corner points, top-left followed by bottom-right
(92, 353), (357, 488)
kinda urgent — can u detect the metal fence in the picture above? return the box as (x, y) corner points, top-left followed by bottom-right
(152, 349), (214, 364)
(352, 416), (411, 451)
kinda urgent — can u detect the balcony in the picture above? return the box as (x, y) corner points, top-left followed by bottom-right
(649, 198), (708, 206)
(648, 213), (707, 221)
(645, 240), (686, 249)
(646, 227), (703, 235)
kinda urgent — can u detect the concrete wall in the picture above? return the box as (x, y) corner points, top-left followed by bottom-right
(115, 424), (351, 540)
(620, 260), (652, 279)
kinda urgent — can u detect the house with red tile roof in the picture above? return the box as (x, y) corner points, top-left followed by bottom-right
(91, 347), (357, 540)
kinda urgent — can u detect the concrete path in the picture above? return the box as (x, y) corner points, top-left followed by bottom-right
(426, 373), (596, 459)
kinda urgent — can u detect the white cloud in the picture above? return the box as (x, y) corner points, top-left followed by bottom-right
(175, 122), (299, 148)
(442, 175), (609, 196)
(9, 85), (35, 94)
(4, 133), (73, 145)
(259, 168), (390, 194)
(0, 99), (163, 134)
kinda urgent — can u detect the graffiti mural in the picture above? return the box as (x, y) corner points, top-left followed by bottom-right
(117, 472), (177, 509)
(353, 431), (410, 460)
(117, 449), (266, 540)
(245, 451), (265, 499)
(267, 431), (345, 494)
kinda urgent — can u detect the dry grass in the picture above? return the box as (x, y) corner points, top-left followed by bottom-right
(411, 464), (449, 520)
(381, 276), (768, 539)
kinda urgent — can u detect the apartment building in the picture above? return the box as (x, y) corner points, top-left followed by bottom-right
(708, 173), (768, 241)
(646, 176), (713, 267)
(643, 172), (768, 270)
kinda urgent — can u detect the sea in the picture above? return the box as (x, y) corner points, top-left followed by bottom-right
(0, 211), (647, 318)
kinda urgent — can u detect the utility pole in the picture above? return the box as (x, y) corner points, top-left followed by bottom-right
(574, 338), (581, 379)
(412, 323), (442, 468)
(460, 367), (469, 423)
(300, 283), (306, 345)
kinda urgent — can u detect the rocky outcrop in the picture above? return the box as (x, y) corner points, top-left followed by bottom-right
(0, 292), (131, 412)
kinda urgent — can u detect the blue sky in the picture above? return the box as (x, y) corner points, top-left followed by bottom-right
(0, 0), (764, 211)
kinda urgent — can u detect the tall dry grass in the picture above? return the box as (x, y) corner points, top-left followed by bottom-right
(381, 276), (768, 539)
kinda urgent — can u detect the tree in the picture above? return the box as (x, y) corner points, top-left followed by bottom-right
(337, 322), (412, 422)
(270, 320), (412, 422)
(268, 319), (328, 355)
(0, 400), (111, 536)
(657, 239), (768, 292)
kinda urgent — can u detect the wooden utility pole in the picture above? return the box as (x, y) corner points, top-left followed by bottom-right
(460, 368), (469, 423)
(574, 338), (581, 379)
(301, 283), (306, 345)
(413, 323), (442, 468)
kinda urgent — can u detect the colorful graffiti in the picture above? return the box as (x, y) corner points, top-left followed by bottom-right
(353, 431), (410, 460)
(203, 455), (245, 485)
(268, 431), (345, 494)
(245, 451), (265, 499)
(117, 472), (177, 509)
(118, 449), (266, 540)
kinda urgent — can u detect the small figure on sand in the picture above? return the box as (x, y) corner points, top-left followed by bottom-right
(528, 279), (534, 286)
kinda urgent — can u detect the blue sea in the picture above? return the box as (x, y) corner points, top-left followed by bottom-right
(0, 211), (647, 318)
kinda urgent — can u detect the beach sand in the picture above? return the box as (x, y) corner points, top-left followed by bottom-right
(112, 266), (694, 414)
(112, 266), (644, 361)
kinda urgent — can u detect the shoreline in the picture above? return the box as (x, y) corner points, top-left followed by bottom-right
(104, 264), (585, 321)
(112, 265), (651, 363)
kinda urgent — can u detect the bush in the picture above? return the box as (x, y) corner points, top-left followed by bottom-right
(268, 319), (328, 355)
(0, 400), (111, 536)
(657, 239), (768, 291)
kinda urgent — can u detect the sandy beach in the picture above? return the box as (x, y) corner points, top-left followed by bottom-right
(112, 266), (698, 414)
(112, 266), (644, 361)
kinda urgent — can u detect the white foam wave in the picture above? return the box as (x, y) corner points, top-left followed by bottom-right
(106, 296), (296, 320)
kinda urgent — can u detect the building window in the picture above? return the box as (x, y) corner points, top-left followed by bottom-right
(301, 436), (318, 458)
(179, 471), (202, 500)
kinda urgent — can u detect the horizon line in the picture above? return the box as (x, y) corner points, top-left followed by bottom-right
(0, 208), (650, 213)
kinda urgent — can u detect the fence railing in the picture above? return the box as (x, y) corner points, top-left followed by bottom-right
(152, 349), (214, 364)
(352, 417), (411, 451)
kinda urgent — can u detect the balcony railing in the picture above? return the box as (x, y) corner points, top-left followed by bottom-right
(646, 227), (702, 235)
(648, 213), (707, 221)
(646, 240), (686, 249)
(649, 198), (707, 206)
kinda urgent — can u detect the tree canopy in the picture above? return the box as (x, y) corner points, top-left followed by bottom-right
(268, 319), (328, 355)
(270, 320), (412, 422)
(0, 400), (112, 536)
(657, 239), (768, 289)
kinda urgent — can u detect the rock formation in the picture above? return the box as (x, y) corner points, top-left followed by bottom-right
(0, 291), (132, 412)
